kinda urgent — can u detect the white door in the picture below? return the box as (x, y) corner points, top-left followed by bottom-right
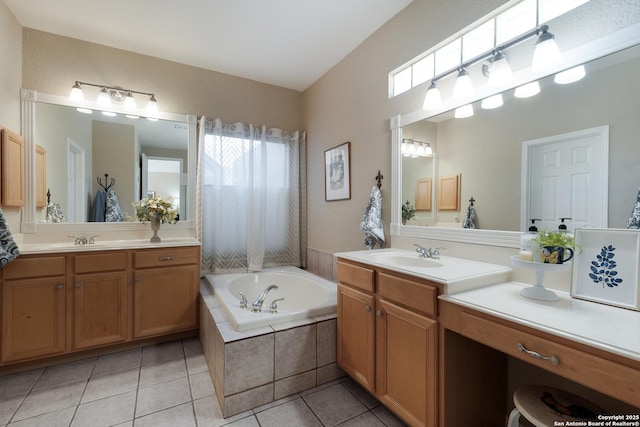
(67, 138), (86, 222)
(522, 126), (609, 233)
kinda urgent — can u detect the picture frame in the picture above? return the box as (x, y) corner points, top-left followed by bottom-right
(324, 142), (351, 201)
(571, 228), (640, 311)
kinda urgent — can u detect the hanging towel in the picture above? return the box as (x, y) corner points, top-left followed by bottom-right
(627, 188), (640, 229)
(360, 186), (385, 249)
(105, 190), (124, 222)
(90, 189), (107, 222)
(46, 202), (66, 223)
(0, 208), (20, 267)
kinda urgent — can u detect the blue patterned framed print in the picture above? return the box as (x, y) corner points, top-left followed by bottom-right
(571, 228), (640, 311)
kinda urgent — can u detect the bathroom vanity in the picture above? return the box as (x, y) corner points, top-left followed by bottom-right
(336, 249), (640, 427)
(0, 240), (200, 371)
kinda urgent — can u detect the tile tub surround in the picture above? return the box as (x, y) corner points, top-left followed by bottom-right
(200, 281), (345, 418)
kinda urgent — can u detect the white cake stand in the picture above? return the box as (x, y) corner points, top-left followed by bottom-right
(510, 255), (572, 302)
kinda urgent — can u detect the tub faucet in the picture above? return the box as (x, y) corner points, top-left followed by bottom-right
(252, 285), (279, 312)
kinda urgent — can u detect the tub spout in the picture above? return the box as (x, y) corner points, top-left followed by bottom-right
(252, 284), (279, 312)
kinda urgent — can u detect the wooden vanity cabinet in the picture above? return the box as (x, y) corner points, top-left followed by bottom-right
(0, 127), (25, 207)
(72, 252), (128, 350)
(337, 259), (439, 427)
(1, 256), (66, 362)
(133, 246), (200, 338)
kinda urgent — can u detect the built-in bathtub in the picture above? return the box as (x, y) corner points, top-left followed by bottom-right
(199, 266), (343, 417)
(205, 266), (337, 332)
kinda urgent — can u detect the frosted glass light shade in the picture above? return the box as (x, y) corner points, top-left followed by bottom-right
(514, 81), (541, 98)
(146, 95), (158, 115)
(97, 87), (112, 107)
(554, 65), (586, 84)
(481, 94), (504, 109)
(532, 31), (562, 72)
(69, 83), (84, 102)
(454, 104), (474, 118)
(453, 69), (474, 100)
(423, 82), (442, 110)
(123, 91), (137, 109)
(488, 52), (513, 87)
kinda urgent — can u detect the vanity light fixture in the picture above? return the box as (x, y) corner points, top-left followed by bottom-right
(454, 104), (474, 118)
(402, 139), (433, 157)
(68, 81), (159, 115)
(554, 64), (586, 84)
(481, 93), (504, 109)
(422, 24), (562, 114)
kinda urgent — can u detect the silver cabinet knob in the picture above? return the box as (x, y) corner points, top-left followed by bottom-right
(376, 310), (383, 317)
(56, 284), (64, 290)
(364, 305), (371, 312)
(75, 283), (81, 288)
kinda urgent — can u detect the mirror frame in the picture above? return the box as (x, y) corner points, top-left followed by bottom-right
(20, 88), (197, 234)
(390, 23), (640, 249)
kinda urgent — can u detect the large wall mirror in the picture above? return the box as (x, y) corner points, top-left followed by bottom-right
(20, 89), (196, 233)
(392, 25), (640, 247)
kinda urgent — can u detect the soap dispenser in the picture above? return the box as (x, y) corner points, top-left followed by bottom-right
(520, 219), (540, 261)
(558, 217), (572, 232)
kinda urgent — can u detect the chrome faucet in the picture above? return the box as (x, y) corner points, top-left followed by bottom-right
(414, 244), (432, 258)
(252, 285), (279, 312)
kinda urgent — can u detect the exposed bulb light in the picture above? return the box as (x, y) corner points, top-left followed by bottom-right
(532, 29), (562, 72)
(402, 139), (433, 157)
(146, 95), (158, 115)
(454, 104), (474, 118)
(69, 82), (84, 102)
(554, 65), (586, 84)
(481, 94), (504, 109)
(97, 87), (112, 107)
(423, 80), (442, 110)
(514, 81), (541, 98)
(453, 68), (474, 100)
(123, 91), (137, 109)
(488, 50), (513, 87)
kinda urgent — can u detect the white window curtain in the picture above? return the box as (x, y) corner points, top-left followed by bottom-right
(197, 117), (307, 274)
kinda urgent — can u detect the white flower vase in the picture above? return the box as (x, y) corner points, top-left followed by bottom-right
(150, 214), (161, 243)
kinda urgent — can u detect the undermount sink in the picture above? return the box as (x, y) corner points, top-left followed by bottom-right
(368, 253), (444, 268)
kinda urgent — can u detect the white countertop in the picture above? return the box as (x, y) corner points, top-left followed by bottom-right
(335, 248), (511, 294)
(18, 238), (200, 254)
(440, 282), (640, 362)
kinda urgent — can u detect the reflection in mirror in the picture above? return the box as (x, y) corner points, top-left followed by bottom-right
(399, 42), (640, 232)
(34, 102), (189, 223)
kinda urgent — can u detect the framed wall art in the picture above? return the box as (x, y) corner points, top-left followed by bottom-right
(571, 228), (640, 311)
(325, 142), (351, 201)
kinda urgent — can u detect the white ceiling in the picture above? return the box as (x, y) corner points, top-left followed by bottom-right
(5, 0), (412, 91)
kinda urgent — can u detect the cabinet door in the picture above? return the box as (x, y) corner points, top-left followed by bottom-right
(73, 271), (128, 350)
(376, 298), (437, 427)
(1, 128), (25, 207)
(133, 265), (198, 338)
(337, 284), (376, 392)
(35, 144), (47, 208)
(2, 277), (66, 362)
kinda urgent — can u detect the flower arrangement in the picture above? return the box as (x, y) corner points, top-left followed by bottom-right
(532, 229), (579, 251)
(402, 200), (416, 223)
(132, 195), (178, 224)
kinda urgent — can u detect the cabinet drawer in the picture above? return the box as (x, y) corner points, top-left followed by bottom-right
(3, 256), (65, 279)
(378, 272), (437, 317)
(460, 311), (640, 408)
(75, 251), (128, 274)
(134, 246), (199, 268)
(337, 260), (375, 293)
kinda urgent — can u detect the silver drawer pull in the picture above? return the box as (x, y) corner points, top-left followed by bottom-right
(364, 305), (371, 312)
(517, 343), (559, 365)
(376, 310), (383, 317)
(158, 256), (175, 261)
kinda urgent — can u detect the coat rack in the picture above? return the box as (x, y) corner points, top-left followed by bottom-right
(375, 170), (384, 189)
(97, 173), (115, 192)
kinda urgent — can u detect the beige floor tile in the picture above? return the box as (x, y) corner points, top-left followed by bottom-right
(226, 416), (260, 426)
(193, 395), (251, 427)
(0, 394), (25, 425)
(7, 407), (75, 427)
(135, 376), (191, 417)
(92, 349), (141, 377)
(340, 378), (379, 409)
(71, 390), (136, 427)
(189, 371), (215, 400)
(186, 352), (209, 375)
(141, 341), (185, 365)
(134, 402), (196, 427)
(81, 368), (139, 403)
(138, 358), (187, 388)
(182, 337), (203, 356)
(371, 405), (407, 427)
(0, 370), (43, 399)
(339, 411), (387, 426)
(303, 383), (367, 426)
(32, 358), (96, 391)
(255, 398), (322, 427)
(12, 381), (86, 422)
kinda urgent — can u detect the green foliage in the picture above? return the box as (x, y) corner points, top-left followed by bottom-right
(402, 200), (416, 222)
(533, 229), (579, 250)
(132, 195), (178, 224)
